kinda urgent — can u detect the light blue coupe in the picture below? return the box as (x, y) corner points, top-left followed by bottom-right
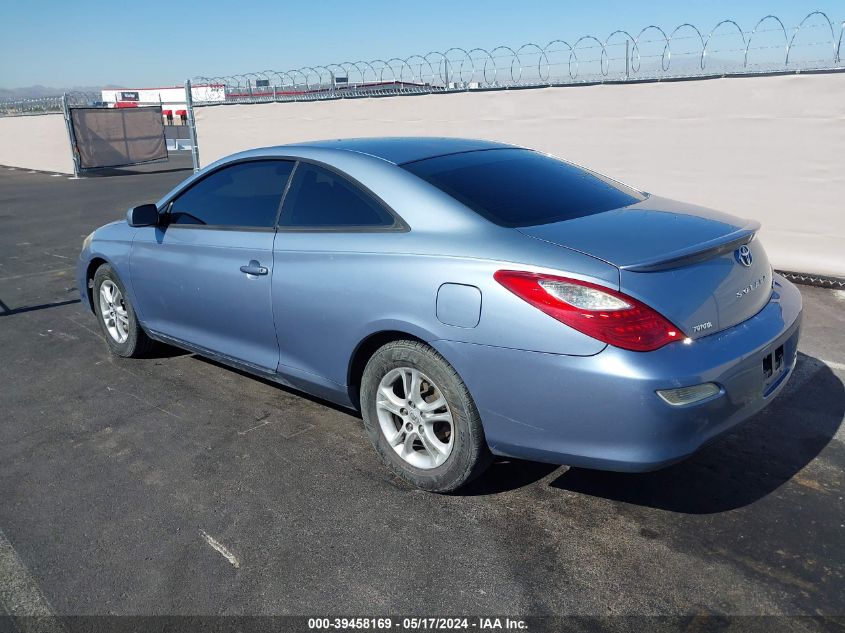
(77, 137), (802, 491)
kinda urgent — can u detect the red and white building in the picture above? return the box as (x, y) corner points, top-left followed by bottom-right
(100, 84), (225, 120)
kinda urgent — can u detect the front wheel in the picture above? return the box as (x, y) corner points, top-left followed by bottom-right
(92, 264), (153, 358)
(360, 340), (492, 492)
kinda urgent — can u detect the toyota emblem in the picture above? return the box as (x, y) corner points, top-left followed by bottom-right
(735, 244), (753, 267)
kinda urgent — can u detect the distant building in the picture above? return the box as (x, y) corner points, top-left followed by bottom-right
(99, 84), (225, 123)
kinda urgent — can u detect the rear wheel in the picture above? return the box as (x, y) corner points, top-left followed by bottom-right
(360, 340), (492, 492)
(93, 264), (153, 358)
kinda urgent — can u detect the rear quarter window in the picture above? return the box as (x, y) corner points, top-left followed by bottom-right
(279, 163), (396, 229)
(401, 148), (645, 227)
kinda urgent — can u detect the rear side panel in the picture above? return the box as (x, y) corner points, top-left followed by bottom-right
(271, 242), (611, 390)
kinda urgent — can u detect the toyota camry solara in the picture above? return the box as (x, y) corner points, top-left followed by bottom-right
(77, 137), (802, 492)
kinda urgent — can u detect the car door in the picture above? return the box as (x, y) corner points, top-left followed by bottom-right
(131, 159), (295, 371)
(271, 161), (405, 388)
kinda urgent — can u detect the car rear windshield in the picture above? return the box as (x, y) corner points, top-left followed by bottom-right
(401, 148), (646, 227)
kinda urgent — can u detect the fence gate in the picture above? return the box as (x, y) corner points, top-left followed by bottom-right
(65, 105), (168, 173)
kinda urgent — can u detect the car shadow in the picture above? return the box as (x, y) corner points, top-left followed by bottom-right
(144, 343), (192, 360)
(456, 459), (563, 496)
(83, 165), (193, 178)
(190, 351), (565, 493)
(80, 154), (194, 178)
(548, 352), (844, 514)
(155, 347), (843, 507)
(190, 355), (358, 417)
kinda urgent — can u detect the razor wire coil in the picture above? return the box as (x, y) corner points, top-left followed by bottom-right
(189, 11), (844, 105)
(2, 12), (843, 115)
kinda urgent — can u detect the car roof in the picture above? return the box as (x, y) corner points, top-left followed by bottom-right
(281, 137), (519, 165)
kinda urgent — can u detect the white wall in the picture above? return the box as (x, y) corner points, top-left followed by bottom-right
(194, 73), (845, 278)
(0, 114), (75, 174)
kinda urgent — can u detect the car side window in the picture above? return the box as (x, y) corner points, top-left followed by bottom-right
(279, 163), (395, 229)
(168, 160), (295, 228)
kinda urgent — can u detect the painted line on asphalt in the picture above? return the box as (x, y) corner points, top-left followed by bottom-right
(199, 530), (240, 569)
(115, 389), (184, 421)
(237, 413), (275, 436)
(821, 359), (845, 372)
(63, 315), (103, 341)
(0, 528), (65, 631)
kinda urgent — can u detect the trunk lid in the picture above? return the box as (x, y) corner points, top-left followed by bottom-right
(518, 195), (772, 339)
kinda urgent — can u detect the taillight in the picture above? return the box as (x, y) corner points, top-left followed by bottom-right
(494, 270), (684, 352)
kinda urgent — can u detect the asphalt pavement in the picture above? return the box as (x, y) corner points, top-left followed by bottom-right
(0, 158), (843, 629)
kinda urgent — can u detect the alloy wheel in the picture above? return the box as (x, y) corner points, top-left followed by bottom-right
(98, 280), (130, 344)
(375, 366), (454, 469)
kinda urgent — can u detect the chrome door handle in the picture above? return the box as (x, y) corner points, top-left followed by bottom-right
(240, 260), (268, 276)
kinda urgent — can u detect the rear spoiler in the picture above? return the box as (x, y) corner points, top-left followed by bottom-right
(621, 221), (760, 272)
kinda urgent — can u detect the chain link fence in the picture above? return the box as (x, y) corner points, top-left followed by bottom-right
(192, 11), (844, 104)
(0, 91), (103, 117)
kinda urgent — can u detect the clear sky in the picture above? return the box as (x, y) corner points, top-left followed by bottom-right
(1, 0), (841, 88)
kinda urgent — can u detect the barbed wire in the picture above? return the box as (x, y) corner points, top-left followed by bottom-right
(193, 11), (844, 103)
(3, 11), (843, 115)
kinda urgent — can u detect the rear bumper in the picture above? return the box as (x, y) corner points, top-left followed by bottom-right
(433, 274), (802, 472)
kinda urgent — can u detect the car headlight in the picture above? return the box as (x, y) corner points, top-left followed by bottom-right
(82, 231), (94, 250)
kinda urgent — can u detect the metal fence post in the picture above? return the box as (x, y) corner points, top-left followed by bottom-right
(185, 79), (200, 173)
(61, 93), (82, 178)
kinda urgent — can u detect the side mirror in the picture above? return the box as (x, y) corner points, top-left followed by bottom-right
(127, 203), (159, 227)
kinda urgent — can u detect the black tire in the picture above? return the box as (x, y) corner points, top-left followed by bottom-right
(92, 264), (154, 358)
(360, 340), (492, 492)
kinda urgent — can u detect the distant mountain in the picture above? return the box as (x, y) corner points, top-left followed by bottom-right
(0, 85), (122, 100)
